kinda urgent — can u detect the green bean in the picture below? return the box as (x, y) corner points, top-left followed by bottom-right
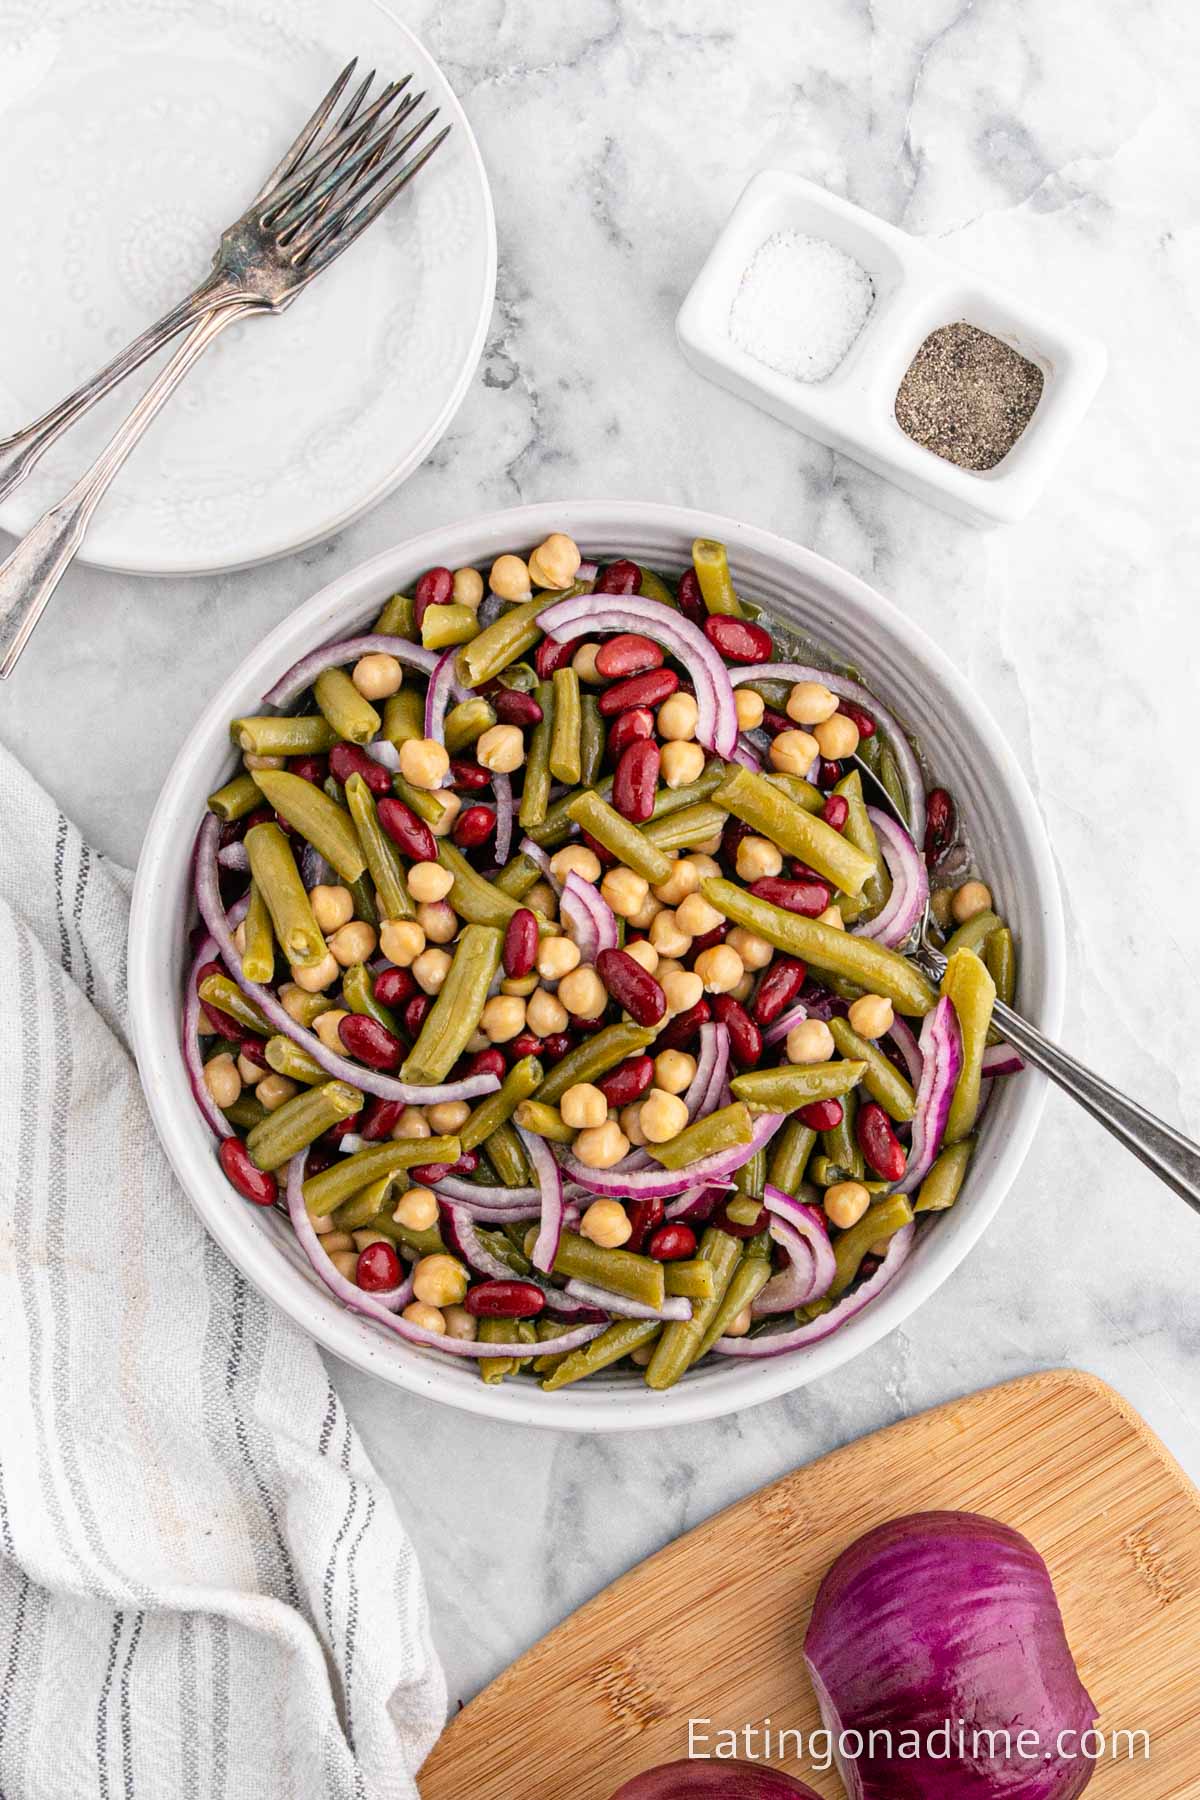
(734, 1146), (766, 1200)
(224, 1093), (268, 1129)
(478, 1316), (522, 1383)
(714, 766), (873, 896)
(828, 1193), (913, 1299)
(392, 772), (450, 826)
(436, 840), (540, 930)
(241, 882), (276, 985)
(204, 1036), (242, 1062)
(443, 697), (496, 755)
(521, 770), (614, 847)
(199, 972), (272, 1036)
(349, 874), (379, 929)
(498, 661), (540, 693)
(381, 688), (424, 748)
(485, 1121), (530, 1185)
(549, 667), (582, 785)
(538, 1228), (666, 1309)
(915, 1137), (975, 1213)
(401, 923), (503, 1085)
(878, 744), (907, 821)
(277, 986), (335, 1027)
(730, 1061), (866, 1111)
(637, 568), (677, 606)
(984, 926), (1016, 1007)
(341, 962), (398, 1035)
(822, 1088), (864, 1180)
(492, 852), (544, 899)
(644, 1227), (740, 1389)
(834, 770), (890, 919)
(531, 1318), (584, 1376)
(691, 537), (744, 617)
(541, 1320), (659, 1390)
(519, 682), (554, 829)
(264, 1034), (328, 1084)
(368, 1214), (445, 1256)
(341, 774), (413, 922)
(765, 772), (825, 813)
(207, 773), (263, 821)
(941, 948), (996, 1143)
(828, 1017), (916, 1122)
(231, 715), (338, 757)
(422, 603), (479, 650)
(643, 803), (728, 852)
(373, 592), (414, 636)
(725, 1194), (763, 1227)
(313, 668), (381, 745)
(244, 822), (328, 968)
(651, 761), (727, 816)
(303, 1136), (461, 1215)
(487, 1224), (532, 1274)
(533, 1022), (657, 1105)
(579, 695), (605, 787)
(250, 769), (366, 883)
(459, 1056), (543, 1152)
(664, 1260), (716, 1301)
(565, 791), (673, 885)
(694, 1246), (773, 1360)
(329, 1175), (393, 1232)
(247, 1079), (363, 1171)
(512, 1099), (574, 1143)
(701, 877), (937, 1016)
(456, 591), (565, 687)
(648, 1102), (753, 1170)
(767, 1119), (816, 1193)
(943, 909), (1004, 959)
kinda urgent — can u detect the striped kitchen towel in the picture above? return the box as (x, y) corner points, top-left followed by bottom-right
(0, 740), (446, 1799)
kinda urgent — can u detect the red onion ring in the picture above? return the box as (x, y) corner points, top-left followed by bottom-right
(885, 1014), (924, 1089)
(713, 1224), (914, 1356)
(852, 807), (929, 950)
(560, 1109), (784, 1199)
(563, 1280), (691, 1322)
(492, 770), (514, 865)
(753, 1186), (836, 1314)
(432, 1176), (540, 1208)
(183, 931), (235, 1139)
(894, 997), (963, 1194)
(262, 634), (443, 709)
(764, 1000), (807, 1046)
(981, 1043), (1024, 1077)
(662, 1184), (728, 1222)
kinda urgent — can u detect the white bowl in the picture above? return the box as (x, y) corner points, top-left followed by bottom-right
(129, 501), (1065, 1432)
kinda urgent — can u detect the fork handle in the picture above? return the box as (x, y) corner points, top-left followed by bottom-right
(992, 996), (1200, 1216)
(0, 302), (257, 678)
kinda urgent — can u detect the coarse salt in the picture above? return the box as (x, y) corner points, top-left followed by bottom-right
(729, 231), (875, 383)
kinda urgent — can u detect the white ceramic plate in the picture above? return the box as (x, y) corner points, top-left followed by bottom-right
(0, 0), (495, 574)
(130, 503), (1066, 1431)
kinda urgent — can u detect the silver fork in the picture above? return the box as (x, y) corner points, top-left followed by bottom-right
(0, 59), (449, 677)
(855, 757), (1200, 1214)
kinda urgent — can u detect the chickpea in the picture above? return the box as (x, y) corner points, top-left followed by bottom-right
(620, 1102), (649, 1146)
(322, 1232), (357, 1254)
(770, 729), (820, 776)
(412, 946), (452, 993)
(237, 1051), (265, 1086)
(242, 751), (285, 770)
(427, 1099), (471, 1134)
(654, 1049), (696, 1095)
(655, 957), (684, 979)
(661, 968), (703, 1015)
(815, 905), (844, 930)
(352, 652), (403, 700)
(442, 1303), (478, 1341)
(571, 642), (604, 684)
(196, 1013), (217, 1037)
(657, 691), (700, 741)
(640, 1088), (689, 1143)
(527, 987), (569, 1037)
(930, 887), (955, 930)
(624, 937), (659, 975)
(724, 1305), (753, 1338)
(786, 680), (839, 725)
(730, 971), (755, 1003)
(392, 1107), (431, 1139)
(403, 1301), (446, 1334)
(574, 1125), (631, 1174)
(257, 1073), (298, 1111)
(627, 891), (663, 931)
(560, 1082), (608, 1130)
(489, 553), (532, 600)
(813, 712), (859, 760)
(413, 1253), (469, 1308)
(549, 844), (601, 885)
(203, 1053), (241, 1109)
(951, 880), (993, 924)
(393, 1185), (438, 1230)
(309, 884), (355, 933)
(291, 952), (339, 993)
(232, 921), (247, 956)
(452, 566), (484, 609)
(735, 688), (765, 731)
(735, 835), (783, 883)
(314, 1008), (350, 1052)
(687, 854), (721, 880)
(379, 918), (425, 967)
(328, 921), (377, 967)
(501, 971), (539, 998)
(693, 832), (724, 857)
(408, 860), (454, 904)
(526, 879), (558, 917)
(579, 1195), (633, 1241)
(675, 892), (723, 938)
(650, 909), (692, 959)
(476, 723), (525, 773)
(601, 866), (650, 919)
(652, 858), (699, 905)
(848, 993), (894, 1039)
(660, 740), (707, 789)
(351, 1229), (389, 1252)
(527, 532), (582, 590)
(825, 1180), (871, 1229)
(558, 965), (607, 1019)
(465, 1029), (490, 1054)
(728, 926), (773, 971)
(787, 1018), (836, 1064)
(416, 900), (457, 945)
(278, 982), (312, 1023)
(328, 1250), (360, 1283)
(694, 944), (744, 993)
(430, 792), (462, 838)
(481, 994), (527, 1042)
(310, 1211), (334, 1236)
(398, 736), (450, 790)
(537, 934), (581, 981)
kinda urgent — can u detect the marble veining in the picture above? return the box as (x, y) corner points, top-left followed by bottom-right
(1, 0), (1197, 1712)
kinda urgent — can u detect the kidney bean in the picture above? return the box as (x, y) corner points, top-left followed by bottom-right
(676, 567), (706, 626)
(597, 668), (679, 717)
(541, 1032), (571, 1063)
(596, 949), (666, 1027)
(237, 1037), (270, 1070)
(821, 794), (849, 832)
(721, 816), (752, 867)
(357, 1241), (403, 1292)
(535, 636), (574, 678)
(289, 753), (328, 785)
(360, 1096), (406, 1141)
(613, 739), (660, 823)
(837, 700), (876, 739)
(759, 706), (792, 739)
(579, 829), (617, 869)
(688, 923), (727, 957)
(217, 819), (247, 850)
(304, 1144), (339, 1176)
(410, 1149), (479, 1184)
(655, 998), (711, 1050)
(503, 908), (538, 978)
(798, 1098), (843, 1131)
(493, 688), (543, 727)
(414, 566), (453, 629)
(606, 706), (655, 758)
(625, 1195), (664, 1255)
(449, 756), (492, 792)
(711, 994), (762, 1068)
(597, 1053), (655, 1108)
(751, 956), (808, 1026)
(453, 804), (496, 848)
(749, 876), (832, 918)
(856, 1101), (907, 1181)
(595, 559), (642, 595)
(703, 615), (772, 663)
(817, 759), (842, 790)
(465, 1279), (547, 1319)
(464, 1046), (507, 1083)
(199, 992), (254, 1045)
(329, 742), (391, 796)
(219, 1137), (278, 1205)
(595, 634), (663, 680)
(649, 1223), (697, 1261)
(924, 788), (956, 867)
(327, 1111), (364, 1142)
(338, 1013), (404, 1071)
(509, 1031), (545, 1061)
(377, 797), (437, 864)
(713, 1197), (768, 1239)
(374, 966), (416, 1008)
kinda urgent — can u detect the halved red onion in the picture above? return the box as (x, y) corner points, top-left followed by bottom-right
(852, 807), (928, 949)
(714, 1224), (915, 1356)
(564, 1280), (692, 1322)
(894, 997), (963, 1194)
(519, 1124), (566, 1275)
(493, 769), (514, 865)
(561, 1110), (785, 1199)
(262, 634), (443, 708)
(183, 932), (235, 1139)
(753, 1185), (836, 1315)
(764, 1000), (807, 1046)
(194, 817), (500, 1107)
(560, 871), (618, 962)
(728, 662), (926, 850)
(982, 1042), (1024, 1077)
(538, 593), (738, 757)
(886, 1014), (924, 1089)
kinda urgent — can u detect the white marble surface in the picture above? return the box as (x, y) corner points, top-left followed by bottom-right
(2, 0), (1199, 1716)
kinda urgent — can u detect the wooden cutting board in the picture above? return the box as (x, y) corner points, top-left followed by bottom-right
(419, 1371), (1200, 1799)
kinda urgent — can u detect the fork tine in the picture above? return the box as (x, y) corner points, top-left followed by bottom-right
(250, 57), (358, 205)
(291, 102), (435, 256)
(262, 73), (413, 224)
(269, 85), (417, 233)
(301, 122), (451, 271)
(281, 89), (423, 241)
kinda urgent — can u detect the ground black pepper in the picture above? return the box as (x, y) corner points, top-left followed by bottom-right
(894, 322), (1044, 471)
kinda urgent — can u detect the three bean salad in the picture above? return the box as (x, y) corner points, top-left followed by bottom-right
(187, 534), (1022, 1390)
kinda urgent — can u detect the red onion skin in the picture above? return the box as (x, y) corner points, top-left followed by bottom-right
(609, 1762), (821, 1799)
(804, 1511), (1097, 1800)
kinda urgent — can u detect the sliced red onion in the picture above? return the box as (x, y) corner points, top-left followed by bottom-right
(714, 1224), (915, 1357)
(560, 871), (618, 962)
(728, 662), (926, 850)
(183, 932), (234, 1139)
(982, 1042), (1024, 1077)
(852, 807), (928, 950)
(615, 1021), (728, 1176)
(731, 734), (763, 770)
(538, 593), (738, 757)
(263, 634), (443, 708)
(366, 737), (400, 772)
(194, 817), (500, 1107)
(298, 843), (335, 890)
(561, 1110), (784, 1199)
(423, 647), (463, 774)
(886, 1014), (924, 1089)
(285, 1155), (604, 1358)
(218, 841), (250, 873)
(764, 1000), (807, 1046)
(563, 1280), (691, 1322)
(663, 1184), (727, 1222)
(519, 836), (561, 894)
(576, 559), (599, 582)
(894, 997), (963, 1194)
(337, 1133), (365, 1156)
(519, 1124), (566, 1275)
(433, 1176), (540, 1208)
(753, 1185), (836, 1315)
(493, 769), (514, 865)
(440, 1204), (526, 1282)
